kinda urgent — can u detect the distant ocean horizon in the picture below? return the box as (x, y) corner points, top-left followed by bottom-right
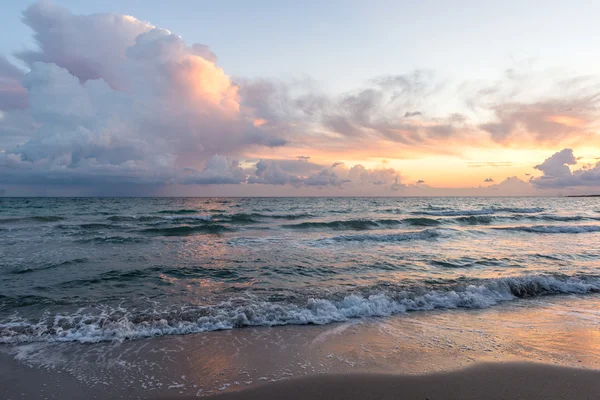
(0, 195), (591, 198)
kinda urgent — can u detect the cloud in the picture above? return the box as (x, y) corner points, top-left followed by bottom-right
(479, 99), (599, 145)
(259, 158), (323, 176)
(247, 159), (301, 186)
(240, 71), (474, 153)
(178, 155), (405, 193)
(467, 161), (514, 168)
(487, 176), (533, 194)
(241, 67), (600, 161)
(416, 179), (425, 184)
(534, 148), (577, 177)
(1, 2), (600, 196)
(0, 2), (289, 187)
(484, 178), (494, 182)
(0, 56), (28, 110)
(471, 70), (600, 147)
(303, 162), (404, 191)
(531, 148), (600, 188)
(181, 155), (245, 184)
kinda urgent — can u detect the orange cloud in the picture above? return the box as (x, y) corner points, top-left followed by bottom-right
(544, 115), (585, 128)
(170, 55), (240, 113)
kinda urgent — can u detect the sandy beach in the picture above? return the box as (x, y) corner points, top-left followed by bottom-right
(3, 294), (600, 399)
(205, 363), (600, 400)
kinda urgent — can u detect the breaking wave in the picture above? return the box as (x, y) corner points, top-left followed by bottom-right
(1, 274), (599, 344)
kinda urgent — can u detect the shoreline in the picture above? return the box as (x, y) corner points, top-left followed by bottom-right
(3, 294), (600, 399)
(203, 363), (600, 400)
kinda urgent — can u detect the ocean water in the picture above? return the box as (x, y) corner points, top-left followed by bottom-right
(1, 196), (600, 344)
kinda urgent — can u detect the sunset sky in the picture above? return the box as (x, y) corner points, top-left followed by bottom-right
(1, 1), (600, 196)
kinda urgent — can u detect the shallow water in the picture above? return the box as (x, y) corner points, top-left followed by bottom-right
(1, 196), (600, 343)
(3, 294), (600, 398)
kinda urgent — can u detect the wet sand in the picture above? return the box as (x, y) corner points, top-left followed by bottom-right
(205, 363), (600, 400)
(2, 294), (600, 399)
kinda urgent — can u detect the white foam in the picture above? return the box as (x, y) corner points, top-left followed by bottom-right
(1, 275), (599, 344)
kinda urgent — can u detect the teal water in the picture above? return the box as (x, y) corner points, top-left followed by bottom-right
(1, 197), (600, 343)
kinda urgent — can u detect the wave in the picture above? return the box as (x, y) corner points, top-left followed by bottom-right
(495, 225), (600, 234)
(426, 204), (452, 210)
(412, 207), (544, 217)
(261, 212), (314, 220)
(531, 215), (586, 221)
(493, 207), (545, 213)
(401, 217), (442, 226)
(0, 216), (65, 224)
(106, 212), (310, 225)
(214, 213), (261, 223)
(10, 258), (89, 275)
(106, 215), (164, 222)
(217, 212), (313, 222)
(138, 224), (233, 236)
(454, 215), (494, 225)
(450, 214), (597, 226)
(160, 215), (212, 221)
(156, 209), (198, 214)
(430, 256), (504, 269)
(286, 219), (402, 231)
(2, 274), (599, 344)
(57, 265), (245, 287)
(74, 236), (151, 244)
(323, 228), (447, 243)
(413, 209), (495, 216)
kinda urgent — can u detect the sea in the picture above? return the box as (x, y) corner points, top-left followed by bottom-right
(1, 196), (600, 345)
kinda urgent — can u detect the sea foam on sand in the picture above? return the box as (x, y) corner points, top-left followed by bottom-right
(2, 293), (600, 399)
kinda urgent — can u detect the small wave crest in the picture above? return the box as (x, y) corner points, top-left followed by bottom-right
(413, 207), (544, 217)
(74, 236), (151, 244)
(138, 224), (233, 236)
(286, 219), (402, 231)
(107, 215), (164, 222)
(156, 209), (198, 214)
(413, 209), (495, 217)
(0, 216), (65, 224)
(401, 217), (442, 226)
(216, 212), (313, 223)
(454, 215), (495, 225)
(495, 225), (600, 234)
(323, 228), (447, 243)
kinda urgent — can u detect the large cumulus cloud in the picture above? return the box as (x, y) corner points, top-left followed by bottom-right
(0, 2), (284, 187)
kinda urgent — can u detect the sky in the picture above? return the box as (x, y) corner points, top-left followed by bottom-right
(1, 0), (600, 196)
